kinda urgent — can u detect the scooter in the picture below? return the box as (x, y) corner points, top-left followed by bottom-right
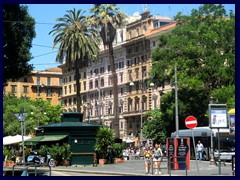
(27, 151), (55, 167)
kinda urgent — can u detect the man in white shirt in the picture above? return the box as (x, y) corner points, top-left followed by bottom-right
(196, 141), (204, 160)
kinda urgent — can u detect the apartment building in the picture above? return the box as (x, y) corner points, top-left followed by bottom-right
(59, 9), (176, 141)
(4, 68), (62, 106)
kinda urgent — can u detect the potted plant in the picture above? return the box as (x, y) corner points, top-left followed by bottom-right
(112, 143), (125, 164)
(61, 143), (71, 166)
(49, 143), (64, 166)
(94, 127), (115, 165)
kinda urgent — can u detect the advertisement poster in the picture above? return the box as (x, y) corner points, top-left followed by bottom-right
(166, 138), (190, 170)
(229, 114), (235, 134)
(210, 109), (227, 128)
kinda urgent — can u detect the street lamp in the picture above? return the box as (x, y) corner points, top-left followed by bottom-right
(14, 113), (27, 164)
(129, 69), (154, 147)
(209, 96), (215, 165)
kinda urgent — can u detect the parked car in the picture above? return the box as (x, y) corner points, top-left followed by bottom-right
(214, 148), (235, 161)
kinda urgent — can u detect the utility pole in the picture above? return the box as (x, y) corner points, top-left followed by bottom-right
(175, 64), (179, 138)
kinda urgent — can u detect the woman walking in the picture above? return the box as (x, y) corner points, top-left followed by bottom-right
(143, 146), (152, 175)
(152, 144), (163, 174)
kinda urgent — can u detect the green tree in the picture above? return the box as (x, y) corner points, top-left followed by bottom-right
(89, 4), (126, 138)
(151, 4), (235, 134)
(49, 8), (99, 112)
(142, 109), (167, 144)
(3, 4), (36, 85)
(3, 94), (62, 136)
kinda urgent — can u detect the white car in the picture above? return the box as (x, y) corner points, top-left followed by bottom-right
(214, 149), (235, 161)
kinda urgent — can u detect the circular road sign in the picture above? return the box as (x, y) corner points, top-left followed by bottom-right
(185, 116), (197, 129)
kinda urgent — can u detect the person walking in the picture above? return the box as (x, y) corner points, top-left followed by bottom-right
(196, 141), (204, 160)
(152, 144), (163, 175)
(143, 146), (152, 175)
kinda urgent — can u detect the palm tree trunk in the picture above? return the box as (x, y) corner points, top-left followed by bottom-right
(108, 44), (119, 138)
(75, 60), (81, 112)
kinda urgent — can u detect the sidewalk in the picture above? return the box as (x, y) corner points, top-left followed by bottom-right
(50, 159), (234, 176)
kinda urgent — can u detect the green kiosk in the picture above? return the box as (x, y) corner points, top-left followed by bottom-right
(26, 112), (102, 165)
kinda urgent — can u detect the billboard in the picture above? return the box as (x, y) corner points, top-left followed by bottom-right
(166, 138), (190, 170)
(209, 104), (228, 128)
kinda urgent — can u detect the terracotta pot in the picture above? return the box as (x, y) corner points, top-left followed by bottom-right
(114, 158), (125, 164)
(6, 161), (14, 167)
(98, 159), (107, 165)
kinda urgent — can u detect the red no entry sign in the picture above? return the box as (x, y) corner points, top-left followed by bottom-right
(185, 116), (197, 129)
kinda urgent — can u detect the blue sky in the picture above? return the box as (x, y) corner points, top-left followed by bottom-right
(26, 4), (235, 70)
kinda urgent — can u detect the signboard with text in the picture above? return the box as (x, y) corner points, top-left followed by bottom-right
(209, 104), (228, 128)
(166, 138), (190, 170)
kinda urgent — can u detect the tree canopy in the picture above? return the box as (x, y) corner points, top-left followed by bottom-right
(3, 4), (36, 85)
(3, 94), (62, 136)
(148, 4), (235, 138)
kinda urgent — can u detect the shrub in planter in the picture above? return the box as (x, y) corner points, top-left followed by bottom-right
(95, 127), (115, 162)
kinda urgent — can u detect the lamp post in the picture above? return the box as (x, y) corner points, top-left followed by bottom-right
(174, 64), (179, 138)
(14, 113), (27, 164)
(209, 96), (215, 165)
(129, 69), (154, 147)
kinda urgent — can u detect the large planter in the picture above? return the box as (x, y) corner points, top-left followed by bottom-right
(5, 161), (14, 167)
(114, 158), (125, 164)
(98, 159), (107, 165)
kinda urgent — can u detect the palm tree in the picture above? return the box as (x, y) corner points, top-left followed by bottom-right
(89, 4), (126, 138)
(49, 9), (99, 112)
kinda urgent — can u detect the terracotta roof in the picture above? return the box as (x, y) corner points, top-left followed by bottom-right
(145, 22), (177, 37)
(45, 67), (62, 72)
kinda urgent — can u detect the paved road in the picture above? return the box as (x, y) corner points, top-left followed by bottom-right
(50, 158), (234, 176)
(4, 158), (234, 176)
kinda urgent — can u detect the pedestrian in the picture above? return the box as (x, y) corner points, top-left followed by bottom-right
(143, 146), (152, 175)
(152, 144), (163, 174)
(196, 141), (204, 160)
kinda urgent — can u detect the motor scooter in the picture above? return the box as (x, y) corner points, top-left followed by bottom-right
(27, 151), (55, 167)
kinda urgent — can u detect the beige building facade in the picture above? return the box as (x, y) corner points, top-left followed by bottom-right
(4, 68), (62, 106)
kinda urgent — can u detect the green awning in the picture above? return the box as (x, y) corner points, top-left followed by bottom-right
(24, 135), (68, 145)
(24, 136), (44, 145)
(40, 135), (68, 142)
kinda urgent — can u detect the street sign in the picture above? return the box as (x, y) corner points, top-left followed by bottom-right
(185, 116), (197, 129)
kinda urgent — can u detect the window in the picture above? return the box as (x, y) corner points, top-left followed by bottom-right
(143, 25), (147, 34)
(152, 41), (156, 47)
(69, 76), (71, 82)
(120, 31), (124, 42)
(101, 78), (104, 87)
(135, 68), (139, 79)
(69, 98), (72, 105)
(109, 90), (112, 97)
(89, 81), (93, 89)
(83, 81), (86, 90)
(115, 63), (118, 70)
(94, 68), (99, 75)
(120, 121), (123, 129)
(136, 28), (140, 36)
(108, 76), (112, 85)
(100, 67), (105, 74)
(128, 99), (132, 112)
(59, 90), (62, 97)
(47, 89), (52, 97)
(23, 86), (28, 93)
(37, 76), (40, 85)
(128, 60), (132, 67)
(121, 88), (124, 95)
(69, 85), (72, 93)
(129, 31), (132, 39)
(135, 98), (139, 111)
(47, 77), (51, 85)
(135, 56), (139, 65)
(11, 85), (16, 93)
(59, 78), (63, 86)
(108, 65), (111, 72)
(95, 80), (99, 88)
(74, 84), (76, 92)
(83, 72), (86, 78)
(120, 73), (123, 83)
(64, 86), (67, 95)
